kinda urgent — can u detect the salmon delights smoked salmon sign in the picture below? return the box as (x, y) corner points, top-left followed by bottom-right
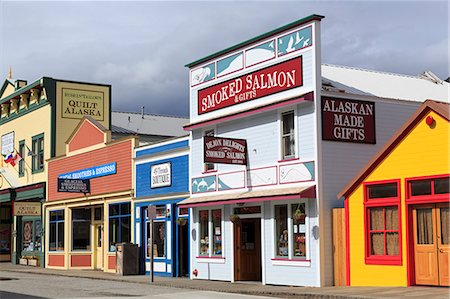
(198, 57), (303, 115)
(204, 136), (247, 165)
(322, 97), (376, 144)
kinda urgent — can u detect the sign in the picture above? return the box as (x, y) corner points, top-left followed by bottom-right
(204, 136), (247, 165)
(321, 97), (376, 144)
(1, 132), (14, 156)
(61, 88), (105, 121)
(198, 57), (303, 115)
(59, 162), (116, 180)
(58, 178), (90, 193)
(151, 162), (171, 188)
(14, 202), (41, 216)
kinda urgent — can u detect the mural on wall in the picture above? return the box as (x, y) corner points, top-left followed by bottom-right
(191, 63), (215, 86)
(218, 171), (245, 190)
(245, 40), (275, 67)
(217, 52), (244, 77)
(192, 175), (216, 193)
(278, 26), (312, 56)
(279, 162), (314, 184)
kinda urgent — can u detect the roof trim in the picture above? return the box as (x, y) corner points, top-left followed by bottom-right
(185, 14), (324, 68)
(337, 100), (450, 199)
(0, 78), (42, 105)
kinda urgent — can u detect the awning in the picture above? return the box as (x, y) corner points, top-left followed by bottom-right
(178, 184), (316, 208)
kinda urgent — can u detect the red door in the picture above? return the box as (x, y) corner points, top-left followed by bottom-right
(234, 218), (261, 281)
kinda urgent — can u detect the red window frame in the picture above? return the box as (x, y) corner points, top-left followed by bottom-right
(406, 174), (450, 204)
(363, 179), (402, 265)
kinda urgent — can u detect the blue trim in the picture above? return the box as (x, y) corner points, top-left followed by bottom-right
(136, 140), (188, 157)
(108, 202), (131, 252)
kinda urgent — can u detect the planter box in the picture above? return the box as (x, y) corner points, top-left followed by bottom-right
(28, 259), (38, 267)
(19, 258), (28, 265)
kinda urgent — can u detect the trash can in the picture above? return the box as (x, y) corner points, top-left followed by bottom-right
(116, 243), (139, 275)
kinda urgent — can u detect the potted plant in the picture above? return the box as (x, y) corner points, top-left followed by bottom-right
(19, 256), (28, 265)
(176, 218), (187, 226)
(28, 256), (39, 267)
(293, 208), (306, 222)
(229, 214), (240, 223)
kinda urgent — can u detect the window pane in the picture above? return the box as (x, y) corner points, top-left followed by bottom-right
(416, 208), (433, 244)
(73, 208), (90, 220)
(386, 232), (399, 256)
(109, 205), (119, 216)
(441, 207), (450, 245)
(0, 223), (11, 253)
(292, 204), (306, 257)
(109, 218), (119, 252)
(435, 178), (450, 194)
(199, 210), (209, 255)
(57, 221), (64, 251)
(121, 203), (131, 215)
(411, 180), (432, 196)
(34, 220), (41, 251)
(385, 207), (398, 230)
(50, 211), (57, 222)
(368, 183), (398, 199)
(275, 205), (288, 257)
(23, 221), (33, 251)
(120, 217), (131, 243)
(73, 221), (90, 250)
(370, 232), (384, 255)
(49, 222), (56, 251)
(153, 221), (166, 258)
(282, 111), (294, 135)
(212, 209), (222, 255)
(370, 208), (384, 230)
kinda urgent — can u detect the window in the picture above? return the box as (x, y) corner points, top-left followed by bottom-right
(18, 140), (25, 177)
(198, 209), (222, 257)
(0, 205), (11, 254)
(49, 210), (64, 251)
(274, 202), (307, 259)
(281, 111), (295, 160)
(408, 176), (450, 197)
(204, 129), (215, 172)
(145, 204), (167, 258)
(364, 181), (401, 265)
(22, 219), (41, 253)
(72, 208), (91, 250)
(32, 133), (44, 173)
(109, 203), (131, 252)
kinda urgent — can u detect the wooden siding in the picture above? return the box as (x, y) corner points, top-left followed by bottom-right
(68, 120), (104, 152)
(332, 208), (346, 286)
(48, 140), (133, 201)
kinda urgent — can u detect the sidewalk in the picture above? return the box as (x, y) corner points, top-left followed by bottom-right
(0, 263), (449, 299)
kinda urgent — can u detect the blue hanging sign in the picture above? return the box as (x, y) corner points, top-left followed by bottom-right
(58, 162), (116, 180)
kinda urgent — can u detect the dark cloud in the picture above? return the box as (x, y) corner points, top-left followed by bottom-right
(1, 1), (448, 117)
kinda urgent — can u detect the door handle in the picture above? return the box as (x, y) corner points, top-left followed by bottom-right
(439, 248), (445, 253)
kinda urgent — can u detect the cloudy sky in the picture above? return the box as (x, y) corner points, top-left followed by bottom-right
(1, 1), (448, 116)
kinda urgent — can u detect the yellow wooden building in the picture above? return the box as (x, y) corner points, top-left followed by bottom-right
(0, 76), (110, 266)
(338, 100), (449, 287)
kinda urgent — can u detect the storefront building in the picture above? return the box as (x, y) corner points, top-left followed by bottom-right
(180, 14), (449, 287)
(0, 76), (111, 266)
(44, 116), (137, 272)
(338, 100), (449, 287)
(133, 136), (190, 277)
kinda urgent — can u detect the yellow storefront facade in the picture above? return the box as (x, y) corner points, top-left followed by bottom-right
(338, 100), (449, 286)
(0, 76), (110, 267)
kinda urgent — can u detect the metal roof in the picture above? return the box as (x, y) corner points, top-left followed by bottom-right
(322, 64), (450, 103)
(111, 111), (188, 137)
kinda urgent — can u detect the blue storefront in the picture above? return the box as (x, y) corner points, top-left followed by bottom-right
(134, 136), (190, 277)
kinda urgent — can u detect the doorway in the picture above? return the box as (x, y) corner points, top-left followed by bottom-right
(412, 203), (449, 286)
(177, 220), (189, 277)
(93, 224), (103, 270)
(234, 218), (261, 281)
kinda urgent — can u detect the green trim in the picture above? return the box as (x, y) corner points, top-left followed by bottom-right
(0, 100), (49, 125)
(43, 78), (57, 158)
(31, 133), (45, 174)
(0, 192), (12, 203)
(18, 140), (25, 177)
(0, 78), (41, 106)
(0, 79), (15, 99)
(185, 14), (324, 68)
(15, 186), (45, 201)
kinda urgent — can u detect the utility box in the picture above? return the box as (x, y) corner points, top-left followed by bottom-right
(116, 243), (139, 275)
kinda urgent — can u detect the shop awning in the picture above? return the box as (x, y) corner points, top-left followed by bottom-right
(178, 184), (316, 208)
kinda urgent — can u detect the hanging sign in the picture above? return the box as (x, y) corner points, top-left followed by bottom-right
(150, 162), (171, 188)
(204, 136), (247, 165)
(198, 57), (303, 115)
(1, 132), (14, 156)
(58, 178), (91, 193)
(321, 97), (376, 144)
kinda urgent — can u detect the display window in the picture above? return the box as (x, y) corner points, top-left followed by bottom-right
(109, 203), (131, 252)
(22, 217), (41, 253)
(72, 208), (91, 251)
(145, 205), (167, 258)
(49, 210), (64, 251)
(198, 208), (222, 257)
(0, 205), (11, 254)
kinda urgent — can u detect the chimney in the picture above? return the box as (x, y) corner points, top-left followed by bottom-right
(15, 80), (27, 90)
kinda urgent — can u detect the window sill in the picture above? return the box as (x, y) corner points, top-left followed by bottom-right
(365, 256), (402, 266)
(196, 256), (225, 264)
(202, 170), (217, 174)
(278, 157), (299, 163)
(32, 168), (44, 174)
(271, 258), (311, 267)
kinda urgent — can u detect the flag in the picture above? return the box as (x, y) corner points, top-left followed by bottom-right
(26, 144), (33, 156)
(4, 153), (14, 165)
(12, 152), (22, 166)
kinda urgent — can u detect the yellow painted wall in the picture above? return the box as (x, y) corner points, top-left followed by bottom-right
(1, 83), (16, 99)
(348, 111), (450, 286)
(0, 104), (51, 190)
(54, 82), (110, 157)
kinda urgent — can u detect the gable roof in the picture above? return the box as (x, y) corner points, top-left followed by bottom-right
(337, 100), (450, 199)
(0, 79), (15, 99)
(322, 64), (450, 103)
(65, 115), (109, 145)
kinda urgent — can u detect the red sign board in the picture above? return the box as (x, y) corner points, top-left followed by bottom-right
(204, 136), (247, 165)
(198, 57), (303, 115)
(321, 97), (376, 144)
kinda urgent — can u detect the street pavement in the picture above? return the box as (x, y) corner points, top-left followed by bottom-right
(1, 263), (449, 299)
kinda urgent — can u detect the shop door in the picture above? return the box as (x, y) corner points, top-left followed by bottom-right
(177, 221), (189, 277)
(94, 224), (103, 270)
(234, 218), (261, 281)
(413, 204), (449, 286)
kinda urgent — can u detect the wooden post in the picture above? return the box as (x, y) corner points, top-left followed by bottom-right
(332, 208), (346, 286)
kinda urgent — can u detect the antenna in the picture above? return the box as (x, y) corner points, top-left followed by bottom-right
(141, 106), (145, 119)
(8, 66), (12, 79)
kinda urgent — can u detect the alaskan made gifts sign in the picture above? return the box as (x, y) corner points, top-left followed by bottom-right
(322, 97), (376, 144)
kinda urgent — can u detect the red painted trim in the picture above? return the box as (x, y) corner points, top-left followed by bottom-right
(201, 170), (217, 175)
(279, 161), (315, 185)
(277, 157), (300, 163)
(184, 92), (314, 131)
(405, 198), (414, 286)
(405, 174), (450, 203)
(218, 170), (246, 191)
(248, 165), (278, 188)
(108, 255), (116, 270)
(363, 179), (402, 266)
(196, 256), (225, 259)
(271, 258), (311, 261)
(48, 254), (65, 267)
(15, 182), (45, 193)
(345, 197), (350, 286)
(70, 254), (91, 267)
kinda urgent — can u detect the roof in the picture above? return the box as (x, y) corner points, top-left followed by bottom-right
(111, 125), (137, 135)
(322, 64), (450, 103)
(337, 100), (450, 199)
(185, 14), (324, 68)
(112, 111), (188, 137)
